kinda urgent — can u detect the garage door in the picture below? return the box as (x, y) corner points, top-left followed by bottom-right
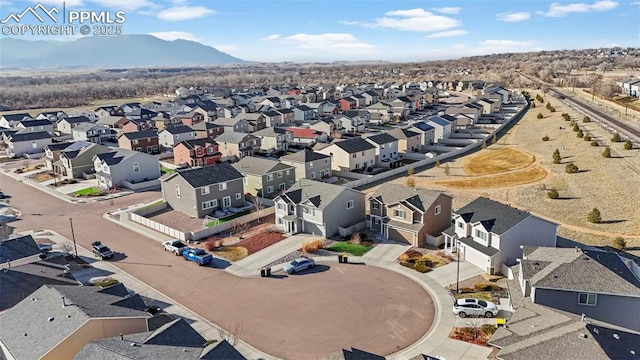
(388, 227), (414, 245)
(461, 245), (488, 271)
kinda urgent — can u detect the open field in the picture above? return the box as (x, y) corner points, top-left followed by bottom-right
(435, 165), (547, 189)
(462, 147), (535, 176)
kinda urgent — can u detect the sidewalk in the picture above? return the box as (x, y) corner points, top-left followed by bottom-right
(23, 229), (278, 360)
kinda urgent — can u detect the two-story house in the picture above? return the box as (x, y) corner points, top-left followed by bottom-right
(160, 164), (245, 218)
(309, 118), (338, 136)
(274, 179), (366, 236)
(232, 156), (296, 199)
(286, 127), (328, 147)
(338, 114), (365, 134)
(366, 102), (393, 125)
(316, 138), (376, 171)
(407, 121), (436, 149)
(293, 105), (317, 122)
(385, 128), (421, 154)
(93, 149), (161, 189)
(253, 127), (294, 155)
(442, 197), (558, 274)
(71, 123), (113, 144)
(214, 117), (250, 133)
(42, 141), (75, 171)
(190, 121), (224, 140)
(364, 133), (401, 168)
(16, 119), (54, 133)
(158, 125), (198, 150)
(56, 116), (92, 134)
(214, 132), (261, 159)
(280, 149), (332, 181)
(4, 130), (52, 157)
(369, 184), (452, 247)
(57, 142), (112, 179)
(0, 113), (32, 128)
(118, 130), (160, 154)
(173, 138), (221, 167)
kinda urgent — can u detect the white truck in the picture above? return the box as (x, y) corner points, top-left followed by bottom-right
(162, 239), (190, 256)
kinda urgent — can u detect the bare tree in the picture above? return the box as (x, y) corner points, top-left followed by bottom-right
(216, 320), (244, 346)
(60, 243), (73, 254)
(253, 196), (263, 223)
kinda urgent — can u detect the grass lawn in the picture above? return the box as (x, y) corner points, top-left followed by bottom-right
(160, 166), (175, 174)
(140, 200), (165, 209)
(74, 187), (101, 196)
(327, 242), (373, 256)
(205, 210), (251, 227)
(210, 246), (248, 262)
(454, 292), (493, 301)
(462, 147), (535, 176)
(435, 165), (547, 189)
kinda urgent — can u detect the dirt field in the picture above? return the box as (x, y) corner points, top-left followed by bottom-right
(462, 147), (535, 176)
(435, 165), (547, 189)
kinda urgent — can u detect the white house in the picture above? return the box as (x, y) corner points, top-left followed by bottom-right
(158, 125), (198, 149)
(93, 149), (161, 189)
(426, 116), (452, 143)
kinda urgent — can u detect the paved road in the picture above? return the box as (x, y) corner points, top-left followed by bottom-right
(1, 172), (435, 360)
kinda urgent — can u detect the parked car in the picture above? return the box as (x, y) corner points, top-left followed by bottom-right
(162, 239), (190, 256)
(452, 298), (499, 318)
(92, 241), (114, 260)
(283, 257), (315, 274)
(182, 248), (213, 266)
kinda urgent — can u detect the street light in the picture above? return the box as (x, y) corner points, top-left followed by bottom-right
(456, 241), (460, 294)
(69, 218), (78, 258)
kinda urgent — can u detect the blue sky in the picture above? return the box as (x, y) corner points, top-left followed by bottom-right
(1, 0), (638, 62)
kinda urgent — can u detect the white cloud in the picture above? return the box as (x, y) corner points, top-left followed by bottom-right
(539, 1), (617, 17)
(480, 39), (539, 48)
(157, 5), (215, 21)
(431, 7), (461, 14)
(33, 0), (83, 6)
(427, 30), (469, 38)
(339, 20), (362, 25)
(214, 44), (237, 53)
(276, 33), (376, 53)
(364, 8), (460, 32)
(149, 31), (200, 42)
(261, 34), (281, 41)
(90, 0), (155, 11)
(496, 11), (531, 22)
(0, 0), (12, 6)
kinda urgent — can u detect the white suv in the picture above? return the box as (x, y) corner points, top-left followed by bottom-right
(452, 298), (499, 318)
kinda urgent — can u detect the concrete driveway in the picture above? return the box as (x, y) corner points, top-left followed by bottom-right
(428, 261), (485, 288)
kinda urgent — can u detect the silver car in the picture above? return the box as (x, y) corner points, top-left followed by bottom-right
(283, 257), (315, 274)
(452, 298), (499, 318)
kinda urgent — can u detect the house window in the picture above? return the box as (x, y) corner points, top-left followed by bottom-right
(435, 205), (441, 215)
(288, 180), (294, 186)
(222, 196), (231, 208)
(289, 204), (295, 212)
(394, 209), (405, 218)
(267, 174), (273, 181)
(475, 229), (487, 241)
(267, 186), (274, 193)
(372, 202), (379, 210)
(277, 172), (283, 178)
(132, 139), (138, 145)
(202, 200), (217, 210)
(277, 203), (283, 210)
(201, 186), (210, 195)
(373, 218), (380, 224)
(236, 193), (242, 200)
(285, 169), (290, 175)
(311, 172), (315, 179)
(219, 182), (227, 191)
(457, 221), (464, 228)
(361, 151), (365, 156)
(279, 183), (285, 191)
(324, 159), (329, 165)
(278, 217), (283, 224)
(175, 184), (181, 198)
(308, 162), (313, 168)
(346, 200), (354, 209)
(578, 293), (597, 306)
(352, 154), (357, 159)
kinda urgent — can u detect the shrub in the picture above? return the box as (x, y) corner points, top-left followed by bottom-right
(459, 287), (475, 294)
(349, 232), (361, 245)
(562, 113), (571, 121)
(407, 167), (414, 176)
(611, 133), (621, 142)
(414, 262), (431, 273)
(583, 116), (591, 123)
(612, 237), (627, 250)
(435, 158), (441, 168)
(591, 140), (599, 147)
(573, 124), (579, 132)
(436, 251), (455, 262)
(547, 189), (559, 199)
(406, 176), (415, 188)
(602, 147), (611, 158)
(301, 239), (324, 253)
(577, 130), (584, 138)
(542, 135), (550, 141)
(565, 163), (579, 173)
(552, 149), (561, 164)
(584, 135), (591, 141)
(549, 106), (556, 112)
(204, 239), (223, 251)
(587, 208), (602, 223)
(474, 282), (502, 292)
(404, 249), (423, 259)
(92, 278), (120, 287)
(481, 324), (497, 336)
(536, 112), (543, 119)
(624, 140), (633, 150)
(399, 253), (410, 262)
(531, 102), (536, 108)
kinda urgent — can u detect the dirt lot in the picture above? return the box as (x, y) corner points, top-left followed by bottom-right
(462, 147), (535, 176)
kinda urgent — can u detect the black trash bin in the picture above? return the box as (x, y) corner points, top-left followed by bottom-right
(266, 267), (271, 277)
(260, 267), (267, 277)
(338, 254), (344, 263)
(342, 254), (348, 264)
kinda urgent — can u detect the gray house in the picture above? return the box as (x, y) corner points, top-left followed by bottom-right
(57, 116), (93, 134)
(519, 246), (640, 331)
(0, 113), (32, 128)
(4, 130), (53, 157)
(280, 149), (332, 181)
(364, 133), (401, 168)
(232, 156), (296, 199)
(158, 125), (198, 150)
(442, 197), (558, 274)
(93, 149), (161, 189)
(16, 119), (54, 133)
(252, 127), (294, 154)
(58, 142), (112, 179)
(0, 234), (41, 267)
(161, 164), (245, 218)
(274, 179), (366, 236)
(71, 122), (114, 144)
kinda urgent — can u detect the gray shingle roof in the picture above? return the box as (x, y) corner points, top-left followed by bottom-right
(280, 149), (330, 163)
(232, 156), (292, 176)
(168, 163), (244, 188)
(71, 122), (107, 133)
(8, 130), (51, 142)
(162, 125), (194, 135)
(386, 127), (419, 139)
(458, 236), (499, 256)
(214, 131), (253, 144)
(0, 235), (40, 263)
(2, 113), (32, 121)
(370, 184), (445, 212)
(19, 119), (52, 127)
(61, 115), (91, 124)
(455, 197), (531, 234)
(279, 179), (361, 210)
(332, 138), (375, 154)
(410, 121), (435, 132)
(120, 130), (158, 140)
(176, 138), (218, 150)
(365, 133), (397, 145)
(95, 148), (140, 166)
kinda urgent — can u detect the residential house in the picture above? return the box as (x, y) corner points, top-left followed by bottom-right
(316, 137), (376, 171)
(118, 102), (142, 113)
(160, 164), (245, 218)
(94, 149), (161, 189)
(309, 117), (339, 137)
(94, 106), (118, 118)
(366, 102), (392, 124)
(215, 131), (261, 159)
(253, 127), (294, 154)
(426, 116), (453, 143)
(293, 105), (317, 121)
(118, 130), (160, 154)
(260, 97), (282, 109)
(36, 110), (67, 122)
(280, 149), (332, 181)
(16, 119), (54, 133)
(96, 115), (129, 130)
(483, 85), (510, 104)
(236, 113), (267, 132)
(341, 110), (369, 133)
(121, 118), (156, 134)
(158, 125), (198, 150)
(407, 121), (435, 149)
(0, 113), (32, 128)
(318, 100), (341, 115)
(620, 79), (640, 97)
(71, 123), (113, 144)
(287, 127), (328, 147)
(338, 97), (357, 111)
(364, 133), (401, 167)
(0, 284), (149, 360)
(390, 98), (412, 119)
(232, 156), (296, 199)
(274, 179), (366, 236)
(361, 90), (380, 106)
(4, 130), (52, 157)
(369, 184), (452, 246)
(262, 110), (284, 127)
(74, 318), (246, 360)
(176, 110), (205, 126)
(476, 97), (498, 114)
(190, 121), (224, 139)
(214, 117), (250, 133)
(57, 143), (112, 179)
(442, 197), (558, 274)
(0, 234), (41, 267)
(57, 116), (92, 134)
(173, 138), (221, 167)
(42, 141), (75, 170)
(518, 246), (640, 331)
(385, 128), (421, 153)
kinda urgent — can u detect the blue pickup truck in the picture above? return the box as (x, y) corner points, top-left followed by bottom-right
(182, 248), (213, 266)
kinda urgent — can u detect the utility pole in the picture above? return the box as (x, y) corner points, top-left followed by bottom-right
(69, 218), (78, 258)
(456, 241), (461, 293)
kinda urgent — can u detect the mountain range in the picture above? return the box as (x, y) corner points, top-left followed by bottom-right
(0, 34), (246, 69)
